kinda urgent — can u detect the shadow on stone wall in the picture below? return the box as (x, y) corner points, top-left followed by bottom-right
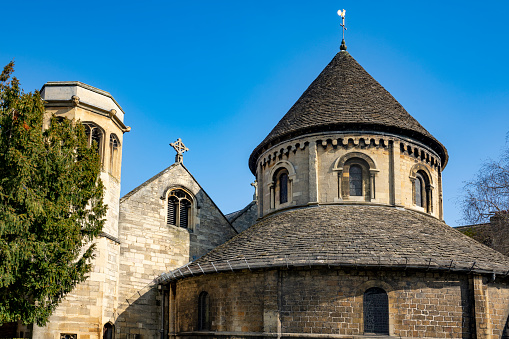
(113, 285), (164, 339)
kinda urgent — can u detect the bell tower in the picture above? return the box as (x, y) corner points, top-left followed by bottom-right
(34, 82), (130, 338)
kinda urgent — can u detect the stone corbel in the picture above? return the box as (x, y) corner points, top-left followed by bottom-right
(71, 95), (80, 106)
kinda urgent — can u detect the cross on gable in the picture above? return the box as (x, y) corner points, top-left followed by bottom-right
(170, 138), (189, 163)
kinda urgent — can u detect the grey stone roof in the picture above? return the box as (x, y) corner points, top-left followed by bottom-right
(249, 51), (448, 174)
(161, 205), (509, 282)
(225, 201), (256, 223)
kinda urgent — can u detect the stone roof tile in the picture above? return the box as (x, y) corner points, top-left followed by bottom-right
(172, 205), (509, 278)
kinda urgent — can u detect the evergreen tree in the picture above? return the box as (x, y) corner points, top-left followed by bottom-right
(0, 62), (106, 326)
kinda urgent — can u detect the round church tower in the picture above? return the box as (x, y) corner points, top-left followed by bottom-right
(249, 50), (447, 220)
(161, 49), (509, 338)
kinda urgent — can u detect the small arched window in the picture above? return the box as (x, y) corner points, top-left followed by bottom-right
(349, 165), (363, 196)
(109, 134), (120, 177)
(198, 291), (210, 330)
(167, 189), (192, 229)
(272, 167), (290, 207)
(415, 173), (424, 207)
(279, 172), (289, 204)
(413, 170), (431, 213)
(364, 287), (389, 335)
(83, 122), (104, 162)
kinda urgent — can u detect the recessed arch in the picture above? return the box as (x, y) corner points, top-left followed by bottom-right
(268, 160), (296, 179)
(334, 151), (377, 171)
(334, 152), (378, 201)
(268, 161), (297, 209)
(409, 163), (433, 186)
(409, 164), (434, 213)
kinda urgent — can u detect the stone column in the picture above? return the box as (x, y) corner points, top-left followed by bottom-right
(263, 270), (281, 336)
(472, 274), (492, 339)
(308, 141), (319, 204)
(389, 140), (401, 206)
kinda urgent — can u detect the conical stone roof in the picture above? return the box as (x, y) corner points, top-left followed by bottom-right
(249, 51), (448, 174)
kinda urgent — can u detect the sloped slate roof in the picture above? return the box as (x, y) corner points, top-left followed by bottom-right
(249, 51), (448, 174)
(161, 205), (509, 281)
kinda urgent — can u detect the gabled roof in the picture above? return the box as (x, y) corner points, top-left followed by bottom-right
(160, 205), (509, 283)
(249, 51), (448, 174)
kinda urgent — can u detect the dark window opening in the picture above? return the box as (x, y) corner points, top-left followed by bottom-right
(180, 199), (191, 228)
(364, 287), (389, 335)
(60, 334), (77, 339)
(103, 323), (114, 339)
(415, 175), (423, 207)
(349, 165), (363, 196)
(414, 171), (431, 212)
(279, 172), (288, 204)
(167, 189), (192, 229)
(198, 291), (210, 330)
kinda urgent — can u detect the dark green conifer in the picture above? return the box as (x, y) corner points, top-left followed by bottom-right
(0, 62), (106, 326)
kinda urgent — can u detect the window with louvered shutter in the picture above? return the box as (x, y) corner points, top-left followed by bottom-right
(167, 196), (178, 225)
(180, 199), (191, 228)
(167, 189), (193, 229)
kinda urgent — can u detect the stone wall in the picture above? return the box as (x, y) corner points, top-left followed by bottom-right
(228, 201), (259, 233)
(171, 267), (509, 338)
(116, 163), (236, 337)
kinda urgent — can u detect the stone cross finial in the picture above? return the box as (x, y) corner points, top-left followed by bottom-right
(337, 9), (347, 51)
(170, 138), (189, 163)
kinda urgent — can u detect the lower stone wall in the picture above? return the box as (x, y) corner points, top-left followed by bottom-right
(171, 267), (509, 339)
(32, 237), (119, 339)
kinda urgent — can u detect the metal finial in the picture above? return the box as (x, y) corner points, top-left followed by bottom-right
(170, 138), (189, 163)
(337, 9), (347, 51)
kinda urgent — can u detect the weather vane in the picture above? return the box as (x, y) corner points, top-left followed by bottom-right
(170, 138), (189, 163)
(338, 9), (347, 51)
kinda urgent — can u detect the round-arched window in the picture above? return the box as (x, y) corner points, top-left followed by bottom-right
(415, 174), (424, 207)
(349, 165), (363, 196)
(364, 287), (389, 334)
(198, 291), (210, 330)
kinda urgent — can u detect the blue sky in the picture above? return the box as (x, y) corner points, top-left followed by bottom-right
(2, 1), (508, 226)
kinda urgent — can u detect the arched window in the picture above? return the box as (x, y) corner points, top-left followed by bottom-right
(103, 322), (114, 339)
(167, 189), (193, 229)
(415, 173), (424, 207)
(198, 291), (210, 330)
(83, 122), (104, 162)
(109, 134), (120, 177)
(279, 172), (289, 204)
(349, 165), (363, 196)
(363, 287), (389, 335)
(272, 167), (291, 207)
(413, 170), (431, 213)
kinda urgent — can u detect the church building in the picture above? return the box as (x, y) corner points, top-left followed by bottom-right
(5, 21), (509, 339)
